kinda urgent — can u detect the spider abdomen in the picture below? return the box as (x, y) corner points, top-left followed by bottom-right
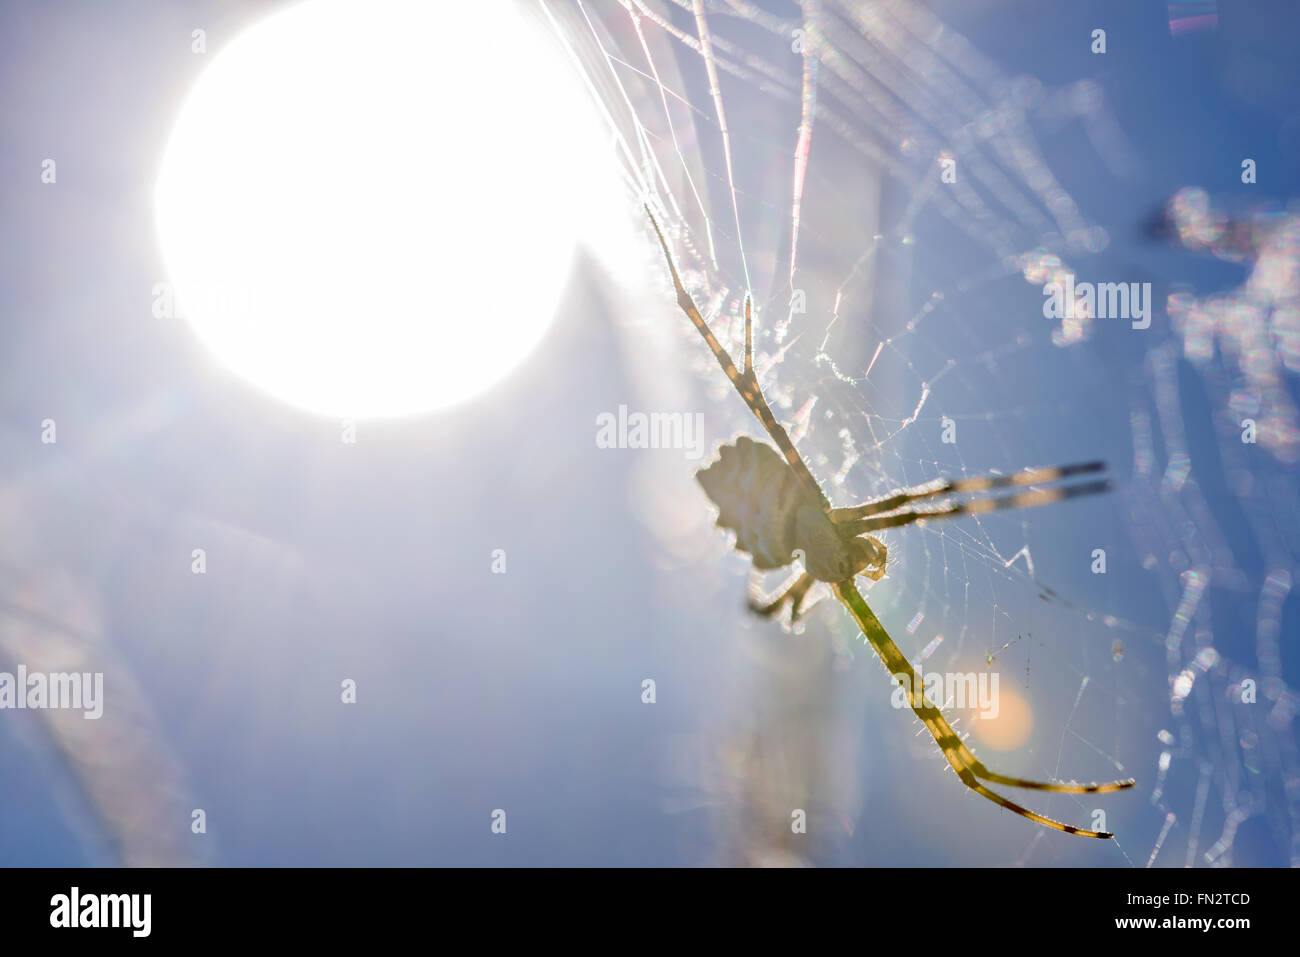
(698, 436), (880, 583)
(696, 436), (804, 569)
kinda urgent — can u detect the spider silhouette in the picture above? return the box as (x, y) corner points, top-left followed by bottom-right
(647, 207), (1135, 839)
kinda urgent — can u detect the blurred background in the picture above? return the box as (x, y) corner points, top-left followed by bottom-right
(1, 0), (1297, 866)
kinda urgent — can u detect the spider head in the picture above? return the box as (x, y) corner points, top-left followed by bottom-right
(848, 534), (888, 582)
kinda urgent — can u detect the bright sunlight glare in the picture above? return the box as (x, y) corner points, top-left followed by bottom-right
(154, 0), (616, 418)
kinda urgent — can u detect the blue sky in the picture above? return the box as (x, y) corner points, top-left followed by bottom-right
(1, 0), (1297, 867)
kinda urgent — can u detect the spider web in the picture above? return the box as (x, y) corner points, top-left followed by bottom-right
(546, 0), (1298, 866)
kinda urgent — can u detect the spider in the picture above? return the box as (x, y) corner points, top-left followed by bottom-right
(646, 207), (1135, 840)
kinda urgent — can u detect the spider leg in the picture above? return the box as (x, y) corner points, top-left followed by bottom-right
(832, 580), (1134, 839)
(832, 477), (1112, 537)
(645, 206), (830, 512)
(742, 291), (755, 378)
(748, 570), (815, 621)
(832, 461), (1107, 521)
(787, 576), (816, 622)
(973, 766), (1135, 794)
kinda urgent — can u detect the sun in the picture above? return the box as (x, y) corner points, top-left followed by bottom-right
(154, 0), (614, 419)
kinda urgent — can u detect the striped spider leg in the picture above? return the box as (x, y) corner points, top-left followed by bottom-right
(757, 462), (1114, 627)
(646, 207), (1135, 839)
(828, 461), (1112, 536)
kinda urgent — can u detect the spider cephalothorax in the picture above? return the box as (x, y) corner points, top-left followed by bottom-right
(646, 205), (1135, 839)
